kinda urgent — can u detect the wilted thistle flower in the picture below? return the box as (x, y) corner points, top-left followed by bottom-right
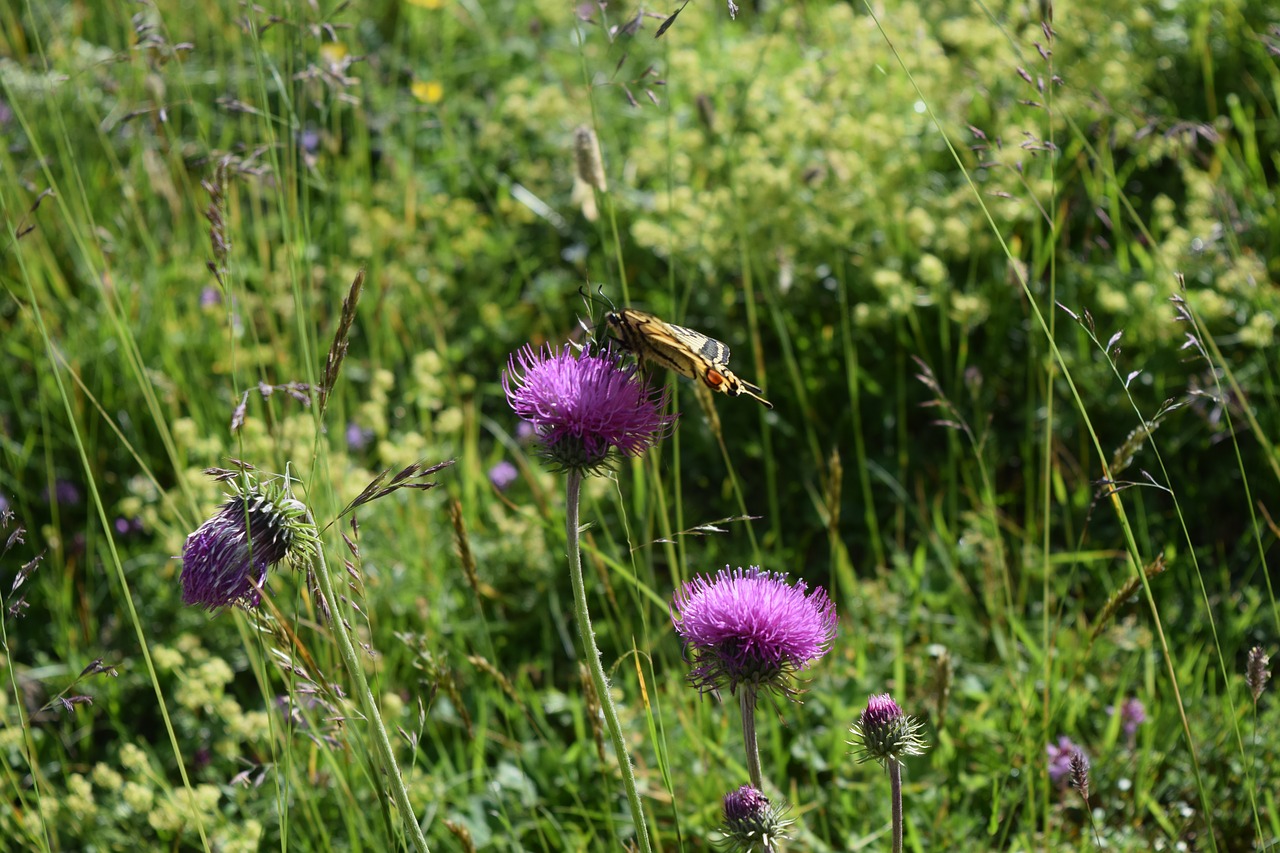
(850, 693), (928, 767)
(503, 344), (674, 475)
(671, 566), (837, 696)
(719, 785), (791, 853)
(180, 473), (317, 610)
(1046, 736), (1084, 788)
(1247, 646), (1271, 703)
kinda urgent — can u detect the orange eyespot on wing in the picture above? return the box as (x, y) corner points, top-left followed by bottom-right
(604, 306), (772, 409)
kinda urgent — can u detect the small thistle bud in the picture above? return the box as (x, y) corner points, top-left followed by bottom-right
(719, 785), (792, 852)
(1068, 749), (1090, 802)
(850, 693), (928, 767)
(180, 471), (318, 610)
(1247, 646), (1271, 702)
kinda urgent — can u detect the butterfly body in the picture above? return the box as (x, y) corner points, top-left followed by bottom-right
(605, 308), (773, 409)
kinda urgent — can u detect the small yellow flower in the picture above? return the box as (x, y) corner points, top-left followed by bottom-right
(408, 0), (444, 8)
(412, 80), (444, 104)
(320, 42), (348, 65)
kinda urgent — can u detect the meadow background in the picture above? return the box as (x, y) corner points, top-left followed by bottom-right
(2, 0), (1279, 849)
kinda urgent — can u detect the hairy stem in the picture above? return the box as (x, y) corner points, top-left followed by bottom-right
(890, 761), (903, 853)
(740, 686), (762, 790)
(565, 470), (653, 853)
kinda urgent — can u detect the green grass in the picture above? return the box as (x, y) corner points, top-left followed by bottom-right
(2, 0), (1279, 849)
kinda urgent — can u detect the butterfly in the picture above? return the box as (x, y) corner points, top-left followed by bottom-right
(604, 308), (773, 409)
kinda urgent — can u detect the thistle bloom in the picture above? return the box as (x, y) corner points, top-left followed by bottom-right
(1046, 736), (1084, 787)
(850, 693), (928, 767)
(488, 460), (518, 492)
(719, 785), (792, 853)
(180, 477), (315, 610)
(671, 566), (837, 696)
(503, 344), (674, 474)
(345, 421), (373, 452)
(1108, 696), (1146, 744)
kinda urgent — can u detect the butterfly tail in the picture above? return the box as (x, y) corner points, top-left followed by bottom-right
(737, 380), (773, 410)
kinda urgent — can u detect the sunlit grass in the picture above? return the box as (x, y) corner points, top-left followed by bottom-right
(2, 0), (1278, 850)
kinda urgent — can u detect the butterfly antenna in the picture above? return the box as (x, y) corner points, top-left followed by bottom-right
(578, 282), (618, 349)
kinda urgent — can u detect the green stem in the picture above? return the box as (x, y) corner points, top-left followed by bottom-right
(308, 510), (430, 853)
(565, 470), (654, 853)
(740, 687), (762, 791)
(889, 762), (903, 853)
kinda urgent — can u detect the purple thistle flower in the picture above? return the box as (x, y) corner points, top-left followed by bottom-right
(671, 566), (837, 696)
(180, 477), (316, 610)
(1047, 736), (1084, 787)
(1108, 696), (1146, 744)
(42, 480), (81, 506)
(345, 421), (373, 452)
(503, 344), (674, 474)
(850, 693), (928, 767)
(113, 516), (144, 537)
(488, 460), (518, 491)
(719, 785), (791, 852)
(200, 285), (222, 308)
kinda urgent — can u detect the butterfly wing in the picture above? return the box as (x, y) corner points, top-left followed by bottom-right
(607, 310), (702, 380)
(606, 308), (772, 409)
(666, 322), (731, 367)
(667, 322), (772, 409)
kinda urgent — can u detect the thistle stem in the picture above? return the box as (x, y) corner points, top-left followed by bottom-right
(565, 470), (653, 853)
(889, 762), (903, 853)
(740, 686), (763, 790)
(308, 511), (430, 852)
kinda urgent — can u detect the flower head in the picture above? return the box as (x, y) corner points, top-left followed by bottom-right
(345, 421), (373, 452)
(719, 785), (791, 853)
(180, 472), (317, 610)
(42, 479), (81, 506)
(1046, 736), (1084, 787)
(503, 344), (674, 475)
(671, 566), (837, 696)
(1108, 696), (1146, 744)
(488, 460), (518, 491)
(849, 693), (928, 767)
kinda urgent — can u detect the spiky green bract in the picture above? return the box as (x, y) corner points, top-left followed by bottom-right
(718, 785), (792, 853)
(180, 471), (318, 610)
(503, 343), (675, 475)
(672, 566), (837, 697)
(850, 693), (929, 768)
